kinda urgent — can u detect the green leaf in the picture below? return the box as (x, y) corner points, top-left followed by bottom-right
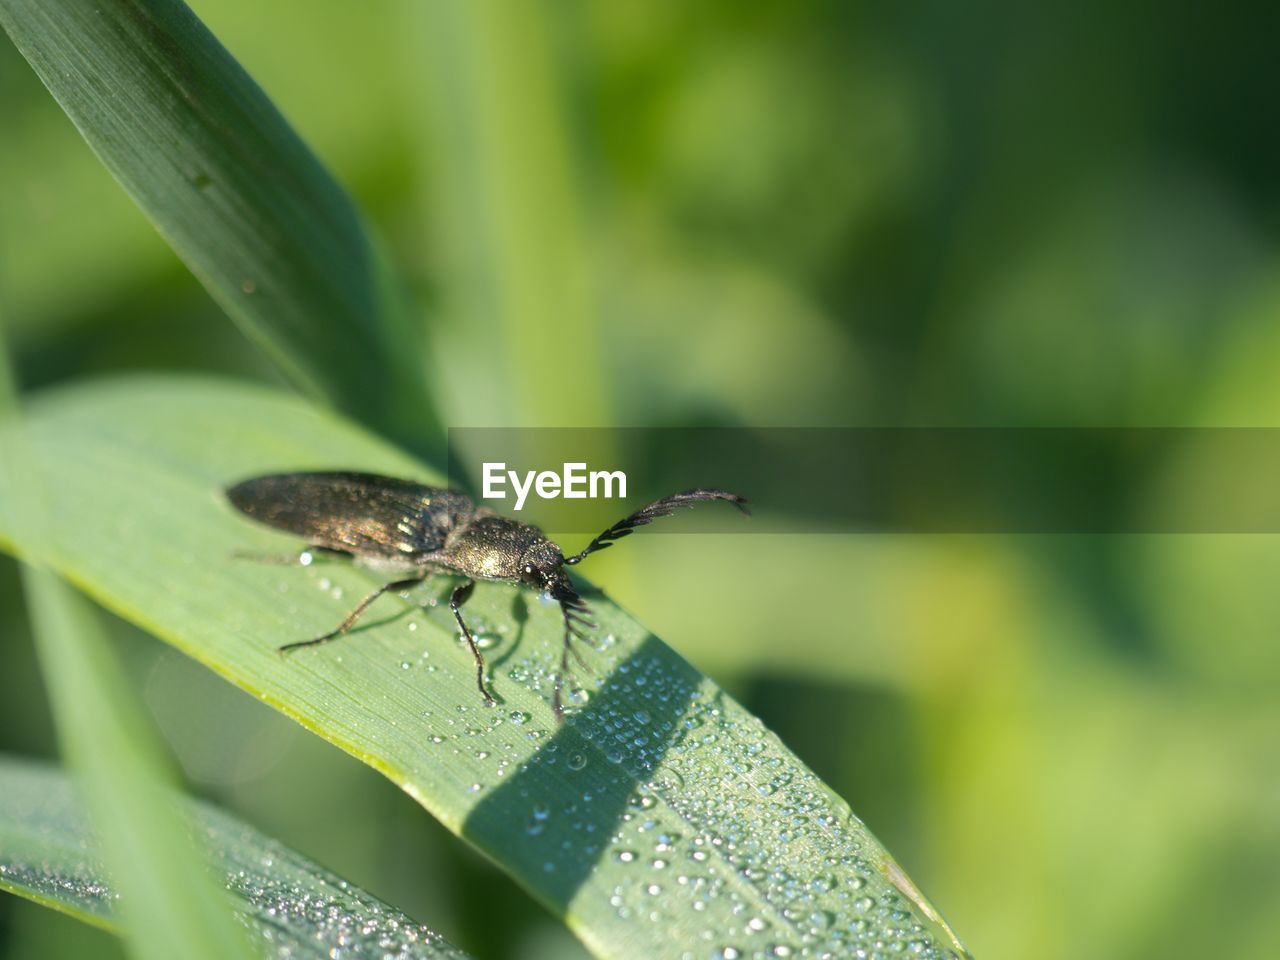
(21, 566), (257, 960)
(0, 0), (437, 454)
(5, 294), (253, 960)
(0, 756), (472, 959)
(0, 376), (971, 960)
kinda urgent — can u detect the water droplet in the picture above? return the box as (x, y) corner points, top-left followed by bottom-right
(807, 909), (834, 929)
(567, 754), (587, 771)
(508, 710), (530, 725)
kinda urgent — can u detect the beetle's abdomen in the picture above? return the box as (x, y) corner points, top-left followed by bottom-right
(226, 472), (473, 560)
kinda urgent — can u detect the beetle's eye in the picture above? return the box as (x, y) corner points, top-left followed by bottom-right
(523, 564), (535, 576)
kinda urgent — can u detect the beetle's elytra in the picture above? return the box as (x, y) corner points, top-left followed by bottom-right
(226, 472), (749, 717)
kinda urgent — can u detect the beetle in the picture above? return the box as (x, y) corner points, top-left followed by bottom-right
(226, 472), (749, 716)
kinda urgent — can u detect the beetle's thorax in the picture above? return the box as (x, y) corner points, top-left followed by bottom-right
(439, 513), (561, 583)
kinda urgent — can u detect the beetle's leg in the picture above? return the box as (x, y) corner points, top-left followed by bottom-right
(553, 643), (569, 721)
(552, 592), (596, 721)
(279, 575), (424, 653)
(552, 631), (585, 722)
(450, 579), (496, 706)
(235, 545), (347, 566)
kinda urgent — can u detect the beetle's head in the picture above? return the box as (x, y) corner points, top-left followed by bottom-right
(519, 537), (588, 620)
(518, 538), (567, 593)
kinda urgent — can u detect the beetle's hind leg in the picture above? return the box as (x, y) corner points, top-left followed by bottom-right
(279, 575), (425, 653)
(235, 545), (348, 566)
(450, 580), (497, 707)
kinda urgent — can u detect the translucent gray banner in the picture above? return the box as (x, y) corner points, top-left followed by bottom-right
(446, 428), (1280, 533)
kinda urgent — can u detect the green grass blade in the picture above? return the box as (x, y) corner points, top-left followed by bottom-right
(0, 376), (971, 960)
(412, 0), (607, 427)
(0, 757), (473, 959)
(20, 568), (257, 960)
(3, 298), (253, 959)
(0, 0), (437, 454)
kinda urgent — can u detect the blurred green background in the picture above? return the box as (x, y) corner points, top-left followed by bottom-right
(3, 1), (1279, 958)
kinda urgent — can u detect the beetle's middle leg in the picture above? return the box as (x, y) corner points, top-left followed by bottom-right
(279, 575), (425, 653)
(450, 579), (497, 706)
